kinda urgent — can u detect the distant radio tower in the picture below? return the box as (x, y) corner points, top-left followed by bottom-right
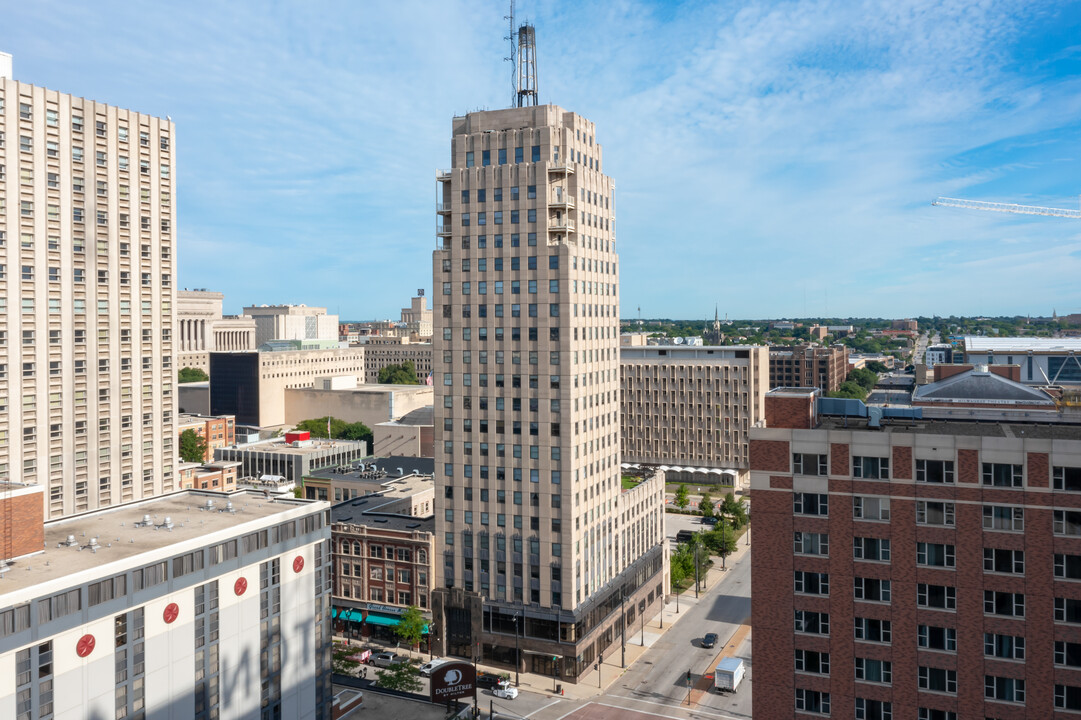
(516, 23), (538, 107)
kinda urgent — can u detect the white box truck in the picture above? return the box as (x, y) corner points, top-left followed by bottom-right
(714, 657), (745, 692)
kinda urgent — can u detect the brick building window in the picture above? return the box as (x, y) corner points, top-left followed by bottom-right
(1055, 510), (1081, 537)
(793, 453), (827, 476)
(793, 493), (828, 516)
(794, 532), (828, 556)
(794, 571), (829, 596)
(916, 459), (954, 483)
(918, 625), (955, 652)
(855, 698), (892, 720)
(795, 610), (829, 636)
(794, 649), (829, 675)
(853, 496), (889, 521)
(855, 617), (891, 644)
(854, 577), (890, 603)
(984, 675), (1024, 703)
(1057, 597), (1081, 623)
(983, 548), (1024, 574)
(984, 591), (1024, 618)
(854, 658), (892, 684)
(917, 542), (955, 567)
(853, 537), (890, 562)
(1056, 684), (1081, 711)
(853, 456), (889, 479)
(984, 633), (1025, 660)
(1055, 554), (1081, 579)
(1054, 466), (1081, 492)
(983, 505), (1023, 531)
(794, 689), (829, 715)
(982, 463), (1022, 487)
(918, 667), (957, 694)
(917, 584), (956, 610)
(917, 711), (956, 720)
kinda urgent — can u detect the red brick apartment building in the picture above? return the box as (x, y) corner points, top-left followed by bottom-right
(770, 344), (851, 393)
(751, 372), (1081, 719)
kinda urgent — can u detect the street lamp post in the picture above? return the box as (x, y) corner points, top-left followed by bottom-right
(694, 542), (699, 599)
(513, 613), (520, 688)
(620, 590), (626, 668)
(552, 655), (559, 693)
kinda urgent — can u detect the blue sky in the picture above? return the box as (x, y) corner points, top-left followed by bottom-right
(4, 0), (1081, 320)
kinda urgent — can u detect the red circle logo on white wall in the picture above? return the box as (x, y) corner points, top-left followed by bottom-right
(234, 577), (248, 596)
(293, 556), (305, 573)
(76, 634), (96, 658)
(163, 603), (180, 624)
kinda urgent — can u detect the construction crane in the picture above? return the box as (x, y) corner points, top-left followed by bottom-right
(932, 196), (1081, 219)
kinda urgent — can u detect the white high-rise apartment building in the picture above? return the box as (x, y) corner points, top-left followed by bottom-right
(0, 54), (177, 518)
(431, 105), (666, 683)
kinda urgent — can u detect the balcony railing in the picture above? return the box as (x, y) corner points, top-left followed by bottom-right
(547, 161), (573, 174)
(436, 224), (452, 237)
(548, 219), (575, 232)
(548, 190), (575, 208)
(437, 168), (452, 182)
(436, 203), (451, 214)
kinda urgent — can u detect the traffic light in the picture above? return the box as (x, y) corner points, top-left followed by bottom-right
(686, 669), (692, 682)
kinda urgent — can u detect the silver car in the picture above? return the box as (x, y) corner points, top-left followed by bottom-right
(372, 652), (399, 668)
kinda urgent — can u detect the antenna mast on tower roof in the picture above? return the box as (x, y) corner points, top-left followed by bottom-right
(503, 0), (517, 107)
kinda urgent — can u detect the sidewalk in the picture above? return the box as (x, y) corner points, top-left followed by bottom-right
(334, 533), (753, 703)
(510, 534), (753, 701)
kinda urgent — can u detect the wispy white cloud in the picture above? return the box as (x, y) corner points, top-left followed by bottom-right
(3, 0), (1080, 318)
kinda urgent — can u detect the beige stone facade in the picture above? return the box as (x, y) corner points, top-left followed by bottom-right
(430, 105), (666, 681)
(0, 66), (176, 518)
(620, 345), (768, 486)
(362, 335), (433, 383)
(284, 383), (433, 433)
(176, 289), (255, 372)
(401, 293), (433, 338)
(208, 347), (366, 427)
(243, 304), (339, 347)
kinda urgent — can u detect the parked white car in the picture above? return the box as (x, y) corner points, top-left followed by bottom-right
(372, 652), (399, 668)
(493, 684), (519, 699)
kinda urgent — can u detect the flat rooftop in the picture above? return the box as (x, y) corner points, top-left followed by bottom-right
(966, 336), (1081, 352)
(819, 416), (1081, 440)
(223, 438), (366, 456)
(620, 345), (762, 360)
(0, 490), (321, 596)
(330, 496), (435, 533)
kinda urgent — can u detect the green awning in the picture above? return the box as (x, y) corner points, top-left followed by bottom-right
(364, 612), (399, 627)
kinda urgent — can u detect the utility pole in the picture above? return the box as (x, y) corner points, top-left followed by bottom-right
(640, 609), (645, 646)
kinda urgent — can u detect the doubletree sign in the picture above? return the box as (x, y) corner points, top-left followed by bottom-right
(430, 662), (476, 702)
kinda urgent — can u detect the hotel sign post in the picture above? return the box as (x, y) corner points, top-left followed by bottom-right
(430, 661), (477, 712)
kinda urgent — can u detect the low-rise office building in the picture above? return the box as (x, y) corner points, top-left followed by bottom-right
(284, 380), (433, 434)
(620, 345), (768, 487)
(769, 343), (850, 393)
(964, 336), (1081, 384)
(209, 348), (366, 427)
(177, 459), (242, 492)
(243, 304), (339, 347)
(361, 335), (434, 384)
(214, 438), (368, 486)
(0, 488), (332, 720)
(373, 406), (435, 459)
(331, 497), (435, 642)
(302, 458), (435, 511)
(177, 413), (236, 462)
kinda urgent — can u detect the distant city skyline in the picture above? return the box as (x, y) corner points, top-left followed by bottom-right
(5, 1), (1081, 318)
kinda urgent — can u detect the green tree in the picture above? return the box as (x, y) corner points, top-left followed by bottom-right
(699, 492), (714, 518)
(394, 605), (427, 655)
(828, 381), (868, 400)
(849, 367), (879, 393)
(178, 429), (208, 463)
(375, 661), (424, 692)
(178, 367), (209, 383)
(294, 417), (374, 449)
(377, 361), (421, 385)
(674, 484), (690, 510)
(865, 361), (889, 373)
(721, 492), (747, 529)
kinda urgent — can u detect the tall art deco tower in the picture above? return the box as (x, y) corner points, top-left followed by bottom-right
(429, 32), (666, 682)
